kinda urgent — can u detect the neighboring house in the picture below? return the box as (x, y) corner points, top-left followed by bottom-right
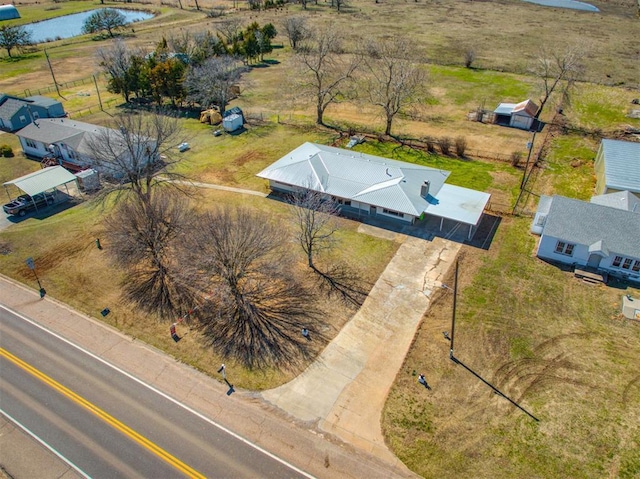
(594, 139), (640, 197)
(0, 94), (65, 132)
(15, 118), (156, 177)
(0, 4), (20, 20)
(532, 193), (640, 281)
(257, 142), (491, 238)
(493, 99), (540, 131)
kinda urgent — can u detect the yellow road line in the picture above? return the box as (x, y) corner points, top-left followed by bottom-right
(0, 347), (206, 479)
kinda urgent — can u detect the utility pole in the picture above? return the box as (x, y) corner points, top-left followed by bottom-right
(449, 260), (458, 360)
(93, 75), (103, 111)
(44, 49), (65, 99)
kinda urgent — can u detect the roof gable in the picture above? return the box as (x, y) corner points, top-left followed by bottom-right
(542, 195), (640, 258)
(257, 142), (450, 216)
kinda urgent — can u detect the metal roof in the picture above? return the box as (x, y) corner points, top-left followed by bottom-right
(258, 143), (493, 223)
(424, 184), (491, 225)
(591, 190), (640, 212)
(601, 139), (640, 193)
(542, 195), (640, 259)
(3, 166), (77, 196)
(494, 103), (516, 115)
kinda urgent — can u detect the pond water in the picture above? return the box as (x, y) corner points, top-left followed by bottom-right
(25, 9), (154, 43)
(522, 0), (599, 12)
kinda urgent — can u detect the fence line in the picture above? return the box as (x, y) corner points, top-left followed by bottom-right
(22, 74), (106, 98)
(68, 98), (119, 119)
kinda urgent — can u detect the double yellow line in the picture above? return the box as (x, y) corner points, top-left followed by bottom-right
(1, 347), (205, 479)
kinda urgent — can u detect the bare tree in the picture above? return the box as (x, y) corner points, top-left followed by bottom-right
(290, 188), (367, 306)
(105, 192), (195, 319)
(531, 44), (586, 120)
(85, 110), (186, 207)
(217, 18), (243, 44)
(183, 207), (321, 369)
(296, 27), (360, 126)
(96, 39), (145, 103)
(290, 188), (339, 269)
(184, 55), (246, 113)
(283, 16), (309, 50)
(363, 37), (426, 136)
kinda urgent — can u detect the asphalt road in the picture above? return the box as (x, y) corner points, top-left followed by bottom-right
(0, 307), (310, 479)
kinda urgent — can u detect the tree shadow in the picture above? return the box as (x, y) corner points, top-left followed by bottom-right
(311, 262), (369, 308)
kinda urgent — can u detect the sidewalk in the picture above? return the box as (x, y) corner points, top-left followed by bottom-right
(263, 234), (460, 463)
(0, 275), (418, 479)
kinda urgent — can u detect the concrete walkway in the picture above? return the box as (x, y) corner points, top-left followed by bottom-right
(263, 234), (461, 463)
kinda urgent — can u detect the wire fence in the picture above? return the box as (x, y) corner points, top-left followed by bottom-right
(22, 74), (105, 98)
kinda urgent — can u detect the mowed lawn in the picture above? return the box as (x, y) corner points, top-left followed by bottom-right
(383, 214), (640, 478)
(0, 122), (399, 390)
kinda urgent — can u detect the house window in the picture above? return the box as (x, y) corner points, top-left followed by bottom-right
(33, 111), (40, 119)
(25, 139), (37, 148)
(633, 261), (640, 273)
(382, 208), (404, 218)
(555, 241), (575, 256)
(622, 258), (633, 270)
(19, 115), (26, 123)
(613, 256), (623, 267)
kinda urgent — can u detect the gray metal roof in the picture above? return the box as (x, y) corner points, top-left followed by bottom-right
(601, 139), (640, 194)
(24, 95), (61, 108)
(591, 190), (640, 212)
(257, 143), (489, 224)
(543, 195), (640, 259)
(3, 166), (77, 196)
(494, 103), (516, 115)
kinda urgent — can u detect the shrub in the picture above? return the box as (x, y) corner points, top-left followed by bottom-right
(455, 136), (467, 157)
(424, 136), (437, 153)
(511, 151), (523, 167)
(439, 136), (452, 155)
(0, 144), (14, 158)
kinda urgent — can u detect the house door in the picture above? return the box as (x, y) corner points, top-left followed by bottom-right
(587, 254), (602, 268)
(370, 205), (376, 215)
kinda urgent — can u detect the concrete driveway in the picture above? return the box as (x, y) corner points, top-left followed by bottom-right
(262, 234), (461, 465)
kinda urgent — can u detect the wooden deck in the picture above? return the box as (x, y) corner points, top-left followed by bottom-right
(574, 267), (607, 284)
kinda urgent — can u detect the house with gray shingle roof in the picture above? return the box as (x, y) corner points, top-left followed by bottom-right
(257, 143), (491, 238)
(15, 118), (155, 177)
(594, 139), (640, 197)
(533, 194), (640, 280)
(0, 93), (65, 132)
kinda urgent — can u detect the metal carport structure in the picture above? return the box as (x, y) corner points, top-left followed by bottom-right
(3, 166), (79, 210)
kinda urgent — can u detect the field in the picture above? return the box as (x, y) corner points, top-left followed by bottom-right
(1, 0), (640, 477)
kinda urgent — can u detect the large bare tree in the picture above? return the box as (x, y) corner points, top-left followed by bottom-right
(85, 110), (186, 208)
(296, 27), (360, 126)
(531, 44), (586, 120)
(363, 37), (426, 136)
(105, 192), (195, 319)
(183, 207), (321, 369)
(184, 55), (247, 113)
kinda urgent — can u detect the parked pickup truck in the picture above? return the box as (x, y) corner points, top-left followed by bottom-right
(3, 193), (54, 217)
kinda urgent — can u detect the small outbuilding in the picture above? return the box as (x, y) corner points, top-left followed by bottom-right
(493, 99), (540, 131)
(0, 4), (20, 20)
(223, 113), (243, 133)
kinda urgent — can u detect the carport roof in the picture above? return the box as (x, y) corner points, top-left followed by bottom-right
(3, 166), (77, 196)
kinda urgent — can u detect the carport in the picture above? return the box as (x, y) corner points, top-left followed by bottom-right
(3, 166), (79, 209)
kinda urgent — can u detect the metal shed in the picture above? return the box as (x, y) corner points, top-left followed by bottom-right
(0, 4), (20, 20)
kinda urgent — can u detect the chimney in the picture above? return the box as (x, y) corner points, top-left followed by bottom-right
(420, 180), (430, 198)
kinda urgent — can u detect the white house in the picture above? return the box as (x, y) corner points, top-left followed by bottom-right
(594, 139), (640, 197)
(257, 142), (491, 238)
(533, 193), (640, 281)
(493, 99), (539, 131)
(15, 118), (156, 178)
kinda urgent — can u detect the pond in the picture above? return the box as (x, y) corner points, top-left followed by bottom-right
(25, 9), (154, 43)
(522, 0), (599, 12)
